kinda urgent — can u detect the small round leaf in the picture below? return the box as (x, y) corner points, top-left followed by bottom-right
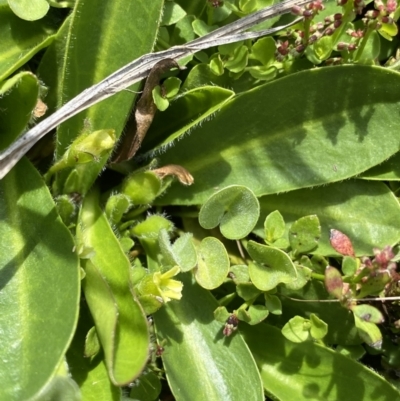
(247, 241), (297, 291)
(199, 185), (260, 239)
(195, 237), (229, 289)
(282, 316), (310, 343)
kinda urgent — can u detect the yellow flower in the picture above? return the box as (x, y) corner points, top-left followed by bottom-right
(153, 266), (183, 302)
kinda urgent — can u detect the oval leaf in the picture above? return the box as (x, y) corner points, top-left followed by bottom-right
(254, 180), (400, 256)
(156, 66), (400, 205)
(195, 237), (230, 289)
(241, 323), (400, 400)
(0, 158), (79, 401)
(199, 185), (260, 240)
(154, 273), (264, 401)
(78, 190), (149, 385)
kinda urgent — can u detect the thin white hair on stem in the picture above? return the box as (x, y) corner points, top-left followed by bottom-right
(0, 0), (313, 179)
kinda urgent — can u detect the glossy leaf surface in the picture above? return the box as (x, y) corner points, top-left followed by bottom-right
(254, 180), (400, 256)
(241, 322), (400, 401)
(155, 66), (400, 205)
(0, 158), (79, 401)
(154, 273), (264, 401)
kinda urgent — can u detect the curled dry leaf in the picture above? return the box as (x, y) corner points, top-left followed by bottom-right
(329, 229), (355, 257)
(153, 164), (194, 186)
(112, 58), (182, 163)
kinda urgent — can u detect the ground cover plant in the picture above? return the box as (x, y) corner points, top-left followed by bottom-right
(2, 0), (400, 400)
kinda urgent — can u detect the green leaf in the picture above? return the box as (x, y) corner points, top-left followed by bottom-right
(153, 85), (170, 111)
(264, 294), (282, 315)
(354, 315), (383, 349)
(84, 327), (100, 358)
(199, 185), (260, 240)
(78, 190), (149, 385)
(141, 86), (234, 154)
(155, 66), (400, 205)
(154, 273), (264, 401)
(0, 72), (39, 150)
(37, 375), (81, 401)
(195, 237), (230, 289)
(0, 5), (58, 81)
(161, 1), (186, 26)
(38, 0), (164, 193)
(241, 323), (400, 400)
(251, 36), (276, 66)
(324, 266), (344, 299)
(121, 171), (162, 205)
(281, 316), (310, 343)
(159, 230), (197, 272)
(360, 152), (400, 180)
(351, 304), (384, 324)
(8, 0), (49, 21)
(289, 215), (321, 254)
(247, 241), (297, 291)
(67, 305), (121, 401)
(254, 180), (400, 256)
(130, 371), (162, 401)
(0, 158), (79, 401)
(309, 313), (328, 340)
(246, 304), (269, 325)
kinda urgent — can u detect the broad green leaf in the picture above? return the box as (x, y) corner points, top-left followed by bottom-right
(78, 190), (149, 385)
(154, 66), (400, 205)
(8, 0), (49, 20)
(247, 241), (297, 291)
(38, 0), (164, 193)
(254, 180), (400, 256)
(360, 152), (400, 180)
(241, 323), (400, 401)
(199, 185), (260, 240)
(154, 273), (264, 401)
(141, 86), (234, 154)
(195, 237), (230, 289)
(289, 215), (321, 254)
(0, 72), (40, 150)
(36, 375), (81, 401)
(67, 305), (121, 401)
(0, 5), (58, 81)
(0, 158), (79, 401)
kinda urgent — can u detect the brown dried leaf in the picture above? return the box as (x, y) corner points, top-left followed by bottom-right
(112, 58), (181, 163)
(153, 164), (194, 186)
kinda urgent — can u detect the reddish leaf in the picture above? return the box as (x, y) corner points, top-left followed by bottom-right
(330, 229), (355, 256)
(324, 266), (344, 299)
